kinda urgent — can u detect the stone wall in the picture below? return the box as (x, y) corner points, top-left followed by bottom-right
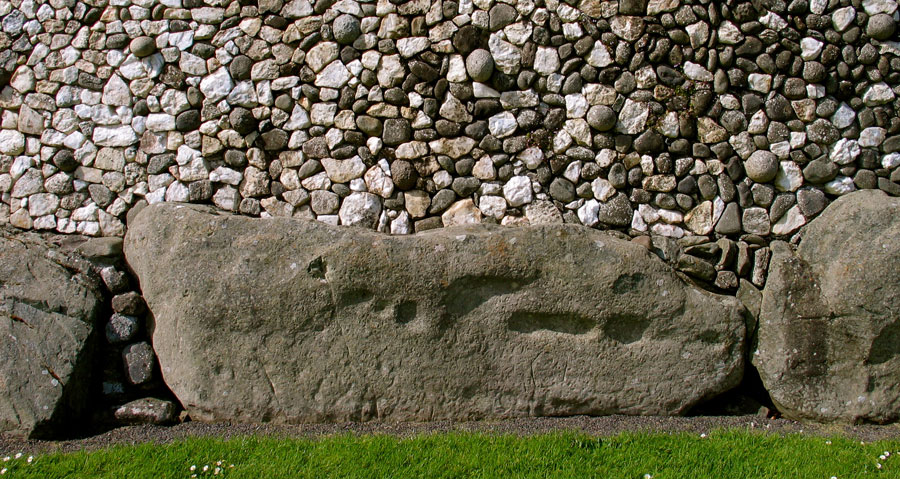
(5, 189), (899, 437)
(1, 0), (899, 290)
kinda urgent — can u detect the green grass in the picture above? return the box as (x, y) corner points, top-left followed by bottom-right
(3, 429), (900, 478)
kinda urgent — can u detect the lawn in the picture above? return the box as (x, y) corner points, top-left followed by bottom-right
(2, 429), (899, 478)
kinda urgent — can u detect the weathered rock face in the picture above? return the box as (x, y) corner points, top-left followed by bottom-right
(755, 190), (900, 423)
(0, 228), (102, 438)
(126, 203), (746, 424)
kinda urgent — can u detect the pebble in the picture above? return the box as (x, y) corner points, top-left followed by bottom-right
(0, 131), (25, 156)
(742, 207), (771, 236)
(130, 37), (157, 58)
(867, 14), (896, 40)
(122, 342), (154, 385)
(746, 151), (779, 183)
(107, 313), (140, 344)
(863, 83), (896, 106)
(617, 99), (648, 135)
(113, 398), (177, 426)
(504, 176), (533, 207)
(333, 14), (361, 45)
(830, 139), (861, 166)
(488, 112), (517, 138)
(466, 49), (494, 83)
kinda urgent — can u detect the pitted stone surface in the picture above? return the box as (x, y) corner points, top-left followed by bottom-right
(756, 190), (900, 423)
(125, 203), (746, 424)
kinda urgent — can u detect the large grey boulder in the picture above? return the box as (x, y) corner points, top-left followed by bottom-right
(0, 228), (103, 437)
(125, 203), (746, 424)
(755, 190), (900, 423)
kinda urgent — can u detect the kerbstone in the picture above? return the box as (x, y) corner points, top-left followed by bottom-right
(0, 229), (102, 438)
(756, 190), (900, 423)
(125, 203), (747, 424)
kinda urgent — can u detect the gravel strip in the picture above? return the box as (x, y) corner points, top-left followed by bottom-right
(3, 416), (900, 455)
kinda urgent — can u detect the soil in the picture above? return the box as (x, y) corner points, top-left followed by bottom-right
(3, 415), (900, 455)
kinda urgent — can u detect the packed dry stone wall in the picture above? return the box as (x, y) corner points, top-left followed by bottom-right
(1, 0), (900, 290)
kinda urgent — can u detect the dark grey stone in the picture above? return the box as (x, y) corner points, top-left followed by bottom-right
(0, 230), (102, 438)
(392, 160), (418, 190)
(333, 14), (361, 45)
(106, 313), (140, 344)
(715, 202), (742, 235)
(802, 158), (839, 184)
(489, 4), (517, 31)
(113, 398), (177, 426)
(797, 187), (826, 217)
(587, 106), (616, 132)
(52, 150), (78, 172)
(122, 342), (154, 385)
(112, 292), (146, 316)
(596, 193), (634, 226)
(466, 49), (494, 82)
(549, 178), (575, 203)
(383, 118), (411, 146)
(229, 108), (257, 135)
(807, 119), (840, 144)
(429, 189), (457, 214)
(229, 55), (252, 81)
(356, 116), (382, 137)
(867, 14), (896, 41)
(175, 110), (201, 132)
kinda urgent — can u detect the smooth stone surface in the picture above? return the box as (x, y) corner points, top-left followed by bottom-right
(125, 203), (747, 424)
(756, 190), (900, 423)
(745, 150), (778, 183)
(867, 13), (895, 40)
(130, 36), (157, 57)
